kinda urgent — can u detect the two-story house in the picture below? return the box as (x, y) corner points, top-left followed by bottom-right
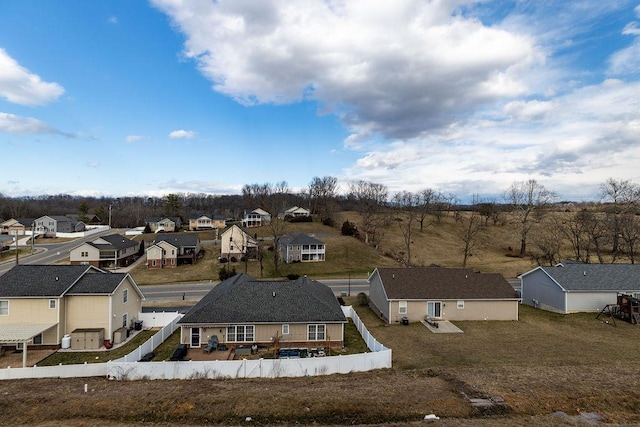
(0, 265), (144, 365)
(241, 209), (271, 228)
(220, 225), (258, 261)
(144, 217), (182, 233)
(279, 232), (326, 263)
(188, 213), (226, 231)
(146, 233), (201, 268)
(34, 215), (85, 237)
(70, 234), (141, 268)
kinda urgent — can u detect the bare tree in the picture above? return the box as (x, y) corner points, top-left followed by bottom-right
(599, 178), (640, 256)
(619, 213), (640, 264)
(416, 188), (437, 232)
(392, 191), (418, 266)
(459, 212), (483, 267)
(531, 217), (564, 266)
(347, 180), (388, 248)
(505, 179), (557, 257)
(308, 176), (338, 224)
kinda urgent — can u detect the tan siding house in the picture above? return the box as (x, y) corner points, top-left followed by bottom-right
(178, 274), (346, 351)
(368, 267), (520, 324)
(0, 265), (144, 350)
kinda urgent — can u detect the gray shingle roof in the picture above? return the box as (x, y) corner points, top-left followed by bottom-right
(179, 274), (346, 325)
(538, 263), (640, 291)
(279, 232), (324, 246)
(0, 265), (135, 297)
(154, 233), (199, 248)
(92, 234), (139, 250)
(66, 272), (128, 295)
(375, 267), (518, 300)
(0, 265), (92, 297)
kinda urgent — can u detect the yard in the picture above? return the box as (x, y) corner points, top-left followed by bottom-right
(2, 302), (640, 425)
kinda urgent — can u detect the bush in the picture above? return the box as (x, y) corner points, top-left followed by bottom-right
(341, 220), (359, 237)
(357, 292), (369, 306)
(230, 256), (238, 263)
(286, 274), (300, 280)
(218, 257), (228, 263)
(287, 215), (313, 223)
(218, 266), (237, 281)
(322, 217), (336, 227)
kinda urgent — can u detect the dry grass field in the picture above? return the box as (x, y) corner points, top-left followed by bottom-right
(3, 211), (636, 425)
(3, 302), (640, 426)
(130, 211), (540, 285)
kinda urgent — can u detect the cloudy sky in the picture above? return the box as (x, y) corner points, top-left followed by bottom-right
(1, 1), (639, 202)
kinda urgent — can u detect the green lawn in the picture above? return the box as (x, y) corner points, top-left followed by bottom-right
(38, 330), (156, 366)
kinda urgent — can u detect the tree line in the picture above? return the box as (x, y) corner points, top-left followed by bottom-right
(1, 176), (639, 266)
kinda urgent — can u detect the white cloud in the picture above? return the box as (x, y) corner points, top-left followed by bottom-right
(108, 16), (118, 24)
(169, 129), (196, 139)
(126, 135), (144, 143)
(0, 112), (61, 134)
(152, 0), (540, 140)
(86, 162), (101, 168)
(0, 48), (65, 106)
(343, 79), (640, 200)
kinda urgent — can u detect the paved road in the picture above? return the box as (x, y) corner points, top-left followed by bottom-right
(0, 228), (115, 276)
(140, 278), (370, 303)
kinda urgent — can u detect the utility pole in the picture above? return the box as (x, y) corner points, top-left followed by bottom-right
(108, 205), (112, 229)
(14, 231), (18, 266)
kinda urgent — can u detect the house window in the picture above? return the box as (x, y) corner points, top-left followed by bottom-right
(0, 300), (8, 315)
(123, 289), (128, 304)
(427, 301), (442, 318)
(399, 300), (407, 315)
(308, 324), (326, 341)
(282, 324), (289, 335)
(49, 299), (56, 309)
(81, 251), (88, 257)
(226, 325), (255, 342)
(152, 260), (157, 267)
(457, 300), (464, 309)
(122, 313), (128, 328)
(33, 333), (43, 345)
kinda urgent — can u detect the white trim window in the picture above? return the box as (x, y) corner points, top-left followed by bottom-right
(49, 299), (56, 309)
(399, 300), (407, 314)
(307, 324), (326, 341)
(0, 300), (8, 315)
(282, 324), (289, 335)
(123, 289), (128, 304)
(122, 313), (128, 328)
(227, 325), (255, 342)
(457, 300), (464, 309)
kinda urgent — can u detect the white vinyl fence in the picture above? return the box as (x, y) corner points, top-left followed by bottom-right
(0, 313), (182, 381)
(106, 306), (392, 380)
(1, 307), (392, 381)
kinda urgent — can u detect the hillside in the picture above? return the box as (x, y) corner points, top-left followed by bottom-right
(130, 211), (542, 285)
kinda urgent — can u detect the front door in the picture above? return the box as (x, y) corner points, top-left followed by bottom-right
(427, 301), (442, 319)
(190, 327), (201, 347)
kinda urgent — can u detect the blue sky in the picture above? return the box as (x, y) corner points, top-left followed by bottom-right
(1, 1), (639, 202)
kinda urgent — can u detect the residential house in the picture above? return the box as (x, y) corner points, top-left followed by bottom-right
(34, 215), (85, 237)
(188, 213), (226, 231)
(279, 232), (326, 263)
(1, 218), (35, 236)
(519, 261), (640, 314)
(0, 265), (144, 364)
(278, 206), (311, 220)
(144, 217), (182, 233)
(241, 208), (271, 228)
(177, 273), (347, 350)
(146, 233), (201, 269)
(368, 266), (520, 324)
(70, 234), (141, 268)
(220, 225), (258, 261)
